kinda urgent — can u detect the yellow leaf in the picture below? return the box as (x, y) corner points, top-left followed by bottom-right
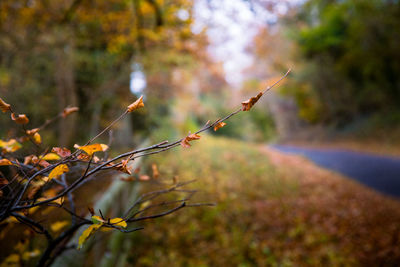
(127, 95), (144, 112)
(11, 113), (29, 124)
(1, 254), (20, 265)
(0, 159), (13, 166)
(109, 218), (127, 228)
(0, 139), (22, 152)
(77, 223), (102, 250)
(0, 97), (11, 113)
(213, 122), (227, 131)
(91, 215), (105, 224)
(33, 133), (41, 144)
(48, 164), (69, 180)
(74, 144), (109, 156)
(42, 153), (61, 161)
(50, 221), (69, 232)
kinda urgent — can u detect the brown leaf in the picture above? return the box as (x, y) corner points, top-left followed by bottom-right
(180, 133), (201, 148)
(213, 122), (227, 131)
(127, 95), (144, 112)
(241, 92), (263, 111)
(62, 107), (79, 118)
(0, 98), (11, 113)
(11, 113), (29, 124)
(113, 159), (132, 175)
(52, 147), (71, 158)
(31, 156), (50, 168)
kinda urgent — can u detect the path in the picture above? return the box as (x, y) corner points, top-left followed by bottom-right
(270, 145), (400, 198)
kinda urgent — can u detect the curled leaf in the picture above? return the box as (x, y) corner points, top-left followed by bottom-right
(26, 128), (39, 135)
(77, 223), (102, 250)
(114, 159), (132, 175)
(241, 92), (263, 111)
(180, 133), (201, 148)
(11, 113), (29, 124)
(0, 159), (13, 166)
(62, 107), (79, 118)
(48, 164), (69, 180)
(52, 147), (71, 158)
(74, 144), (108, 156)
(213, 122), (227, 131)
(0, 97), (11, 113)
(127, 95), (144, 112)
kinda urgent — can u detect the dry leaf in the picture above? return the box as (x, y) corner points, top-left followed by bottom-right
(31, 156), (50, 168)
(62, 107), (79, 117)
(241, 92), (263, 111)
(52, 147), (71, 158)
(11, 113), (29, 124)
(74, 144), (108, 156)
(0, 159), (13, 166)
(127, 95), (144, 112)
(0, 97), (11, 113)
(48, 164), (69, 180)
(114, 159), (132, 175)
(26, 128), (39, 135)
(152, 163), (159, 179)
(181, 133), (201, 148)
(214, 122), (227, 131)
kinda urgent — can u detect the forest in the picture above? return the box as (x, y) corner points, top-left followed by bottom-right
(1, 0), (400, 266)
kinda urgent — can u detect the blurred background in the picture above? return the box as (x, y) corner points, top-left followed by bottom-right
(1, 0), (400, 266)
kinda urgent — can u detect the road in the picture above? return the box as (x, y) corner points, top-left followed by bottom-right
(270, 145), (400, 198)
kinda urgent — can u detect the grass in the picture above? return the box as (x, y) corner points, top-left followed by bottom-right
(123, 136), (400, 266)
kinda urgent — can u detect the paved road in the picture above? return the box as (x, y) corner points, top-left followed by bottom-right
(270, 145), (400, 198)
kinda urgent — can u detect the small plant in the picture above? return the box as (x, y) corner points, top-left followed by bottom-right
(0, 70), (289, 266)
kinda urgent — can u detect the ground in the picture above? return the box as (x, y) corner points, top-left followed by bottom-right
(129, 136), (400, 266)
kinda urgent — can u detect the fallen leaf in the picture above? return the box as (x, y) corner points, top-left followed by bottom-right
(0, 97), (11, 113)
(241, 92), (263, 111)
(127, 95), (144, 112)
(62, 107), (79, 117)
(77, 223), (102, 250)
(74, 144), (108, 156)
(11, 113), (29, 124)
(214, 122), (227, 131)
(0, 159), (13, 166)
(48, 164), (69, 180)
(52, 147), (71, 158)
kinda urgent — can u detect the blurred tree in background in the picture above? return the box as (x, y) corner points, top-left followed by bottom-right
(285, 0), (400, 125)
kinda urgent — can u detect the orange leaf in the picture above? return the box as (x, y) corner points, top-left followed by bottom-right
(180, 133), (201, 148)
(48, 164), (69, 180)
(26, 128), (39, 135)
(74, 144), (108, 156)
(127, 95), (144, 112)
(241, 92), (263, 111)
(0, 159), (13, 166)
(11, 113), (29, 124)
(213, 122), (227, 131)
(62, 107), (79, 118)
(52, 147), (71, 158)
(0, 97), (11, 113)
